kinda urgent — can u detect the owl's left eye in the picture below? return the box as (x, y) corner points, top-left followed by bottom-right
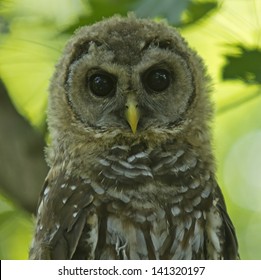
(143, 68), (171, 93)
(89, 73), (117, 97)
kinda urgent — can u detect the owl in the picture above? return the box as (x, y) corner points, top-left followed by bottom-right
(29, 15), (239, 260)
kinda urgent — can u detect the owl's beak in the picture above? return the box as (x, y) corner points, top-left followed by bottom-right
(125, 95), (140, 134)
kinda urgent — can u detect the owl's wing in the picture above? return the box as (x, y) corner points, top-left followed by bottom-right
(215, 185), (239, 259)
(29, 171), (95, 260)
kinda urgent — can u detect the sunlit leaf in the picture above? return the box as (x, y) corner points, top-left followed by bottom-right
(0, 197), (32, 259)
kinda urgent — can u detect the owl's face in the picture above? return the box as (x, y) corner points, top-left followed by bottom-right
(49, 16), (212, 147)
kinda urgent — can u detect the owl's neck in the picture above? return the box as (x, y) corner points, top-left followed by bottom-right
(48, 126), (214, 182)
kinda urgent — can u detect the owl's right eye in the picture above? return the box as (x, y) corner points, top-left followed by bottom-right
(89, 73), (117, 97)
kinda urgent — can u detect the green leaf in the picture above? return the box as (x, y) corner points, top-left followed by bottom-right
(182, 0), (219, 26)
(222, 45), (261, 84)
(134, 0), (218, 26)
(62, 0), (219, 35)
(63, 0), (136, 34)
(134, 0), (190, 25)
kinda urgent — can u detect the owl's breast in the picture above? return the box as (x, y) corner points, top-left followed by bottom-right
(82, 141), (215, 259)
(91, 141), (213, 205)
(94, 143), (153, 185)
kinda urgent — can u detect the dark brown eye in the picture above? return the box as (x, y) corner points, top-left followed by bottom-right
(143, 68), (171, 93)
(89, 73), (116, 97)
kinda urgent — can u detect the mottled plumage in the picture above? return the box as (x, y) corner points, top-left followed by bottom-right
(29, 15), (239, 260)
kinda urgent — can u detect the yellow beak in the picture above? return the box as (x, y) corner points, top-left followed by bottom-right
(125, 95), (140, 134)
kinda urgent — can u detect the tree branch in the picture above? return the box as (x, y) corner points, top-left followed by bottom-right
(0, 79), (48, 213)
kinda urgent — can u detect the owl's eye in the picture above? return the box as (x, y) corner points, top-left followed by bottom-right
(89, 73), (116, 97)
(143, 68), (171, 93)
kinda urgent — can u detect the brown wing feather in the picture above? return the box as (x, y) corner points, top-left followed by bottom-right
(29, 171), (95, 259)
(215, 185), (239, 259)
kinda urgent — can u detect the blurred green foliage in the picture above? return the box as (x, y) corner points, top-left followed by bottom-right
(223, 45), (261, 84)
(0, 196), (32, 259)
(0, 0), (260, 259)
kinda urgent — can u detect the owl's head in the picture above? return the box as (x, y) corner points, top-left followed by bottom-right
(48, 15), (213, 151)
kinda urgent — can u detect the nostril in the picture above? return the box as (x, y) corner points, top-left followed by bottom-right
(126, 104), (138, 109)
